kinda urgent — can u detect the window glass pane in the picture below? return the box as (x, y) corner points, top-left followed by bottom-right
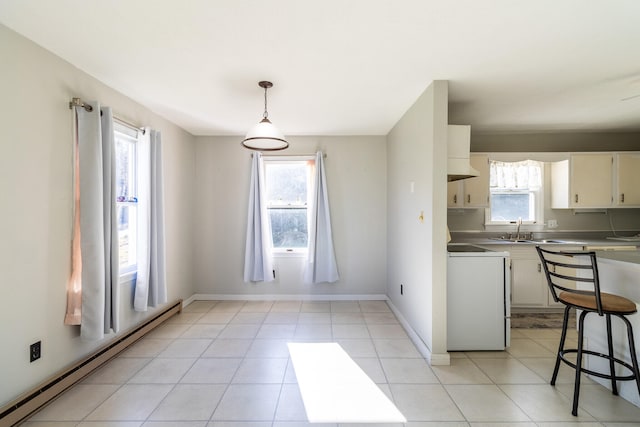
(115, 128), (138, 272)
(115, 136), (136, 202)
(266, 163), (307, 206)
(487, 159), (542, 224)
(490, 193), (532, 221)
(117, 204), (137, 269)
(269, 208), (308, 248)
(264, 161), (310, 250)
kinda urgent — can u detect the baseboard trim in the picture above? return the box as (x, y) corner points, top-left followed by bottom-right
(0, 300), (182, 427)
(188, 293), (388, 302)
(385, 299), (450, 366)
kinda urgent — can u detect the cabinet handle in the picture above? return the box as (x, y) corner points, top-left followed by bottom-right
(537, 263), (541, 273)
(621, 193), (625, 203)
(453, 194), (457, 204)
(467, 195), (471, 204)
(574, 194), (579, 203)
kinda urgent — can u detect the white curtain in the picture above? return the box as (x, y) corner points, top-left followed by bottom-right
(134, 129), (167, 311)
(490, 160), (542, 190)
(304, 151), (339, 284)
(243, 153), (274, 282)
(74, 102), (119, 340)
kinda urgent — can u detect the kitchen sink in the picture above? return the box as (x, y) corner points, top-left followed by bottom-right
(489, 237), (582, 244)
(488, 237), (531, 243)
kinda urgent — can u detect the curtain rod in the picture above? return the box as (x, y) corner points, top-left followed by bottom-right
(114, 116), (146, 135)
(69, 97), (145, 134)
(69, 97), (93, 112)
(251, 153), (326, 158)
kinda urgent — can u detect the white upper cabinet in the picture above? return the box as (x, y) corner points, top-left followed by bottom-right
(447, 154), (490, 208)
(447, 180), (463, 207)
(552, 152), (640, 209)
(615, 152), (640, 207)
(570, 153), (614, 207)
(551, 153), (614, 208)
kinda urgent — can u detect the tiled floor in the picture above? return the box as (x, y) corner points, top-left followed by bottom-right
(22, 300), (640, 427)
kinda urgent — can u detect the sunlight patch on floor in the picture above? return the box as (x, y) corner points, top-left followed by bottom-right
(288, 342), (406, 423)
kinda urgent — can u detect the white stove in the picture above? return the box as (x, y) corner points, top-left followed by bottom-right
(447, 244), (511, 351)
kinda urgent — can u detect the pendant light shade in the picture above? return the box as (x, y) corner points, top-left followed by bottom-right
(241, 81), (289, 151)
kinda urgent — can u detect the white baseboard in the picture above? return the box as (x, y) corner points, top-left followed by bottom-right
(188, 293), (388, 302)
(385, 299), (451, 366)
(182, 294), (198, 308)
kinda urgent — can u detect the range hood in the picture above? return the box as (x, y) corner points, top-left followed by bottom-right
(447, 124), (479, 182)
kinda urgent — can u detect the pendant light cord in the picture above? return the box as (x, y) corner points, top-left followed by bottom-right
(263, 86), (269, 120)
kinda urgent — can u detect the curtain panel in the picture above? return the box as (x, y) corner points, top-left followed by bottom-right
(304, 151), (339, 284)
(65, 102), (120, 341)
(134, 129), (167, 311)
(243, 153), (274, 282)
(490, 160), (542, 190)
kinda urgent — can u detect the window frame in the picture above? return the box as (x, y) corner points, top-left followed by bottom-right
(484, 159), (545, 231)
(262, 156), (314, 255)
(114, 123), (140, 282)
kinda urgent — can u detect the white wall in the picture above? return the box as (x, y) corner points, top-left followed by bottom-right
(0, 24), (196, 406)
(192, 136), (387, 297)
(386, 81), (449, 364)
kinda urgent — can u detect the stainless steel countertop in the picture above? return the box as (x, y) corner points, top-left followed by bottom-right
(450, 236), (639, 248)
(596, 250), (640, 265)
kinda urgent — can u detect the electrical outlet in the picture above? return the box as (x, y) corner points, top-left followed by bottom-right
(30, 341), (41, 362)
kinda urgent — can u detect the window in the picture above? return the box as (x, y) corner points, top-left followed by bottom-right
(114, 124), (139, 275)
(264, 159), (314, 252)
(486, 159), (543, 225)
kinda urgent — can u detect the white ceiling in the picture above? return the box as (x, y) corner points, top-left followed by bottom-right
(2, 0), (640, 136)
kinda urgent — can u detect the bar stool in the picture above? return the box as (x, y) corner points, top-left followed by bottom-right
(536, 246), (640, 416)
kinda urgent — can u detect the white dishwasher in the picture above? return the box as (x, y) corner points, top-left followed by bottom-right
(447, 244), (511, 351)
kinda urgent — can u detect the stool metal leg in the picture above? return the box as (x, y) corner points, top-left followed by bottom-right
(606, 314), (619, 395)
(573, 310), (589, 416)
(621, 315), (640, 398)
(552, 305), (572, 386)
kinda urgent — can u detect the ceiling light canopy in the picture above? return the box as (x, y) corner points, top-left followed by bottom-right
(241, 81), (289, 151)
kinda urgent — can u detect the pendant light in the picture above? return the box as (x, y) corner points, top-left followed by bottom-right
(241, 81), (289, 151)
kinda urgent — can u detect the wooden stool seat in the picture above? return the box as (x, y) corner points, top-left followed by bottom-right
(558, 291), (637, 314)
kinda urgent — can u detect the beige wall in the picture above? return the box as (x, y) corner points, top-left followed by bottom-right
(192, 136), (388, 297)
(386, 81), (449, 364)
(0, 24), (196, 406)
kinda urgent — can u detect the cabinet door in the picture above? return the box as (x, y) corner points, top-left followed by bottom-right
(511, 258), (546, 307)
(570, 154), (613, 207)
(616, 153), (640, 206)
(447, 181), (462, 207)
(463, 154), (490, 208)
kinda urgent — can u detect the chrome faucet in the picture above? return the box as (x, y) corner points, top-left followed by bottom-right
(513, 217), (523, 240)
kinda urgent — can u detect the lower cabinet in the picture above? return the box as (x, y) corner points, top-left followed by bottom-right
(511, 256), (546, 307)
(508, 245), (580, 309)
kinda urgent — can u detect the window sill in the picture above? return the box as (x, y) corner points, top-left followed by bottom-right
(272, 250), (307, 258)
(119, 271), (137, 286)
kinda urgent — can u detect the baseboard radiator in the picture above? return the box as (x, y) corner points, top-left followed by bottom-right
(0, 299), (182, 427)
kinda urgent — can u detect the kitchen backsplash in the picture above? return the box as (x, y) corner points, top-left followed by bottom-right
(447, 206), (640, 233)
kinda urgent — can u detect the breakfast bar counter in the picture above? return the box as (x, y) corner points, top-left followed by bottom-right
(580, 250), (640, 407)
